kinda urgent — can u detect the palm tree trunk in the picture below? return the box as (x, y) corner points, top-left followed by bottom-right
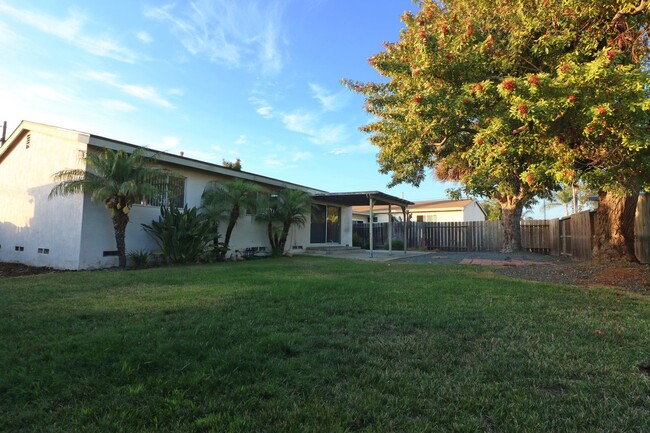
(112, 212), (129, 269)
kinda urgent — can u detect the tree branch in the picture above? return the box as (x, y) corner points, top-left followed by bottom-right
(612, 1), (648, 25)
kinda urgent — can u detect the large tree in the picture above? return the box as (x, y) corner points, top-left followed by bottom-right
(50, 148), (167, 268)
(346, 0), (650, 256)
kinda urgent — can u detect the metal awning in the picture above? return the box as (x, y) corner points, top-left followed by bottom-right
(312, 191), (413, 258)
(312, 191), (413, 207)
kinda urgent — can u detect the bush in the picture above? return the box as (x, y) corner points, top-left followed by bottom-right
(127, 249), (150, 269)
(383, 240), (404, 251)
(352, 233), (368, 249)
(142, 205), (217, 264)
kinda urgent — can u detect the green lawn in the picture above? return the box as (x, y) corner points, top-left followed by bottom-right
(1, 257), (649, 432)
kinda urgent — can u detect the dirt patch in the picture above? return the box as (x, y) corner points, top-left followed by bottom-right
(0, 262), (61, 278)
(494, 260), (650, 294)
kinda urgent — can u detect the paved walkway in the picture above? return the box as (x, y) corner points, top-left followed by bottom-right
(301, 249), (557, 265)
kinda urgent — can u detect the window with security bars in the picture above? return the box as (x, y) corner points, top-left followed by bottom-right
(141, 174), (186, 208)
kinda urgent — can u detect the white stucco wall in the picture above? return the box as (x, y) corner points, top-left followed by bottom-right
(1, 124), (356, 268)
(463, 202), (486, 221)
(0, 130), (87, 269)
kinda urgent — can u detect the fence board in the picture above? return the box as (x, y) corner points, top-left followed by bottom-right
(548, 219), (560, 256)
(571, 211), (594, 261)
(635, 194), (650, 264)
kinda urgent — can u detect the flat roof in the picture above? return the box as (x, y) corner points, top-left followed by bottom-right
(313, 191), (413, 207)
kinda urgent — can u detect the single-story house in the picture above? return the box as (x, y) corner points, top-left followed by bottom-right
(353, 199), (486, 224)
(0, 121), (411, 269)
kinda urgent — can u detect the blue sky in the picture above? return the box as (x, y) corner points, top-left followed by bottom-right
(0, 0), (559, 217)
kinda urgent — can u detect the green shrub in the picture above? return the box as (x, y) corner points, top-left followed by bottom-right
(383, 239), (404, 251)
(352, 233), (368, 249)
(127, 249), (150, 269)
(142, 205), (218, 264)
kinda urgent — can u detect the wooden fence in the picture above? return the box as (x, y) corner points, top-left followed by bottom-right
(635, 194), (650, 264)
(354, 220), (547, 253)
(354, 204), (649, 261)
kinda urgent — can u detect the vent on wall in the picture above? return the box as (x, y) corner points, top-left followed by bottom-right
(25, 134), (31, 149)
(15, 246), (24, 252)
(37, 248), (50, 254)
(103, 250), (119, 256)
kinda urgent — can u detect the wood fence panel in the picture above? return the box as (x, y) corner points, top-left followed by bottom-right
(521, 220), (550, 252)
(635, 194), (650, 264)
(571, 211), (594, 261)
(548, 219), (560, 256)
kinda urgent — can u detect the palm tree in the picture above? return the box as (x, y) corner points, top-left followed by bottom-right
(257, 188), (311, 255)
(201, 179), (262, 258)
(49, 148), (166, 268)
(544, 186), (575, 217)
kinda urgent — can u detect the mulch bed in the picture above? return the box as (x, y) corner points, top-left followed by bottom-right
(494, 260), (650, 294)
(0, 262), (61, 278)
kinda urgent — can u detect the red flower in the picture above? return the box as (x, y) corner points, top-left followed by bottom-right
(471, 83), (484, 95)
(526, 173), (534, 185)
(597, 106), (607, 115)
(518, 104), (528, 116)
(441, 23), (449, 35)
(413, 95), (423, 104)
(501, 79), (516, 92)
(607, 49), (617, 61)
(568, 94), (576, 103)
(476, 137), (484, 145)
(528, 75), (540, 87)
(462, 98), (470, 105)
(560, 64), (571, 73)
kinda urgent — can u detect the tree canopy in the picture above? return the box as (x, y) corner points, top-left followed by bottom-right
(346, 0), (650, 254)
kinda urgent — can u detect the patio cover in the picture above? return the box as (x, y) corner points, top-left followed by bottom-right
(312, 191), (414, 257)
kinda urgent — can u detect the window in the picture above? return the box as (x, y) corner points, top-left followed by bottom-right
(142, 174), (186, 208)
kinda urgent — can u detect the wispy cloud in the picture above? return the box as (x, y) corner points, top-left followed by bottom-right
(309, 83), (348, 112)
(281, 111), (347, 145)
(85, 71), (175, 109)
(23, 85), (70, 103)
(249, 96), (274, 118)
(101, 99), (137, 113)
(234, 135), (247, 145)
(0, 2), (141, 63)
(144, 0), (287, 74)
(136, 31), (153, 44)
(328, 139), (376, 156)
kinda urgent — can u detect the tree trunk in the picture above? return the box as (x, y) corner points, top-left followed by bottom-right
(112, 211), (129, 269)
(500, 201), (523, 253)
(223, 205), (240, 254)
(592, 190), (638, 262)
(279, 221), (292, 252)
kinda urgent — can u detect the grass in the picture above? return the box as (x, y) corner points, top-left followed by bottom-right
(1, 256), (649, 432)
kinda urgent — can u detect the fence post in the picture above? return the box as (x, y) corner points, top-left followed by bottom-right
(635, 193), (650, 264)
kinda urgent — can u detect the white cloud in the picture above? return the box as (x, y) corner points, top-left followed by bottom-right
(291, 151), (312, 161)
(264, 154), (285, 168)
(0, 3), (140, 63)
(148, 136), (180, 152)
(234, 135), (247, 145)
(136, 31), (153, 44)
(282, 111), (316, 135)
(23, 85), (70, 103)
(256, 106), (274, 119)
(281, 111), (347, 145)
(144, 0), (287, 74)
(309, 83), (348, 112)
(328, 139), (376, 156)
(101, 99), (136, 112)
(85, 71), (175, 109)
(168, 88), (184, 96)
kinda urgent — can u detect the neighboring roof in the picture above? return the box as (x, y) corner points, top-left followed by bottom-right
(313, 191), (413, 208)
(353, 198), (483, 214)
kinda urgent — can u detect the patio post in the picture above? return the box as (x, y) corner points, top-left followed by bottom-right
(388, 204), (393, 255)
(369, 197), (374, 258)
(402, 206), (408, 253)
